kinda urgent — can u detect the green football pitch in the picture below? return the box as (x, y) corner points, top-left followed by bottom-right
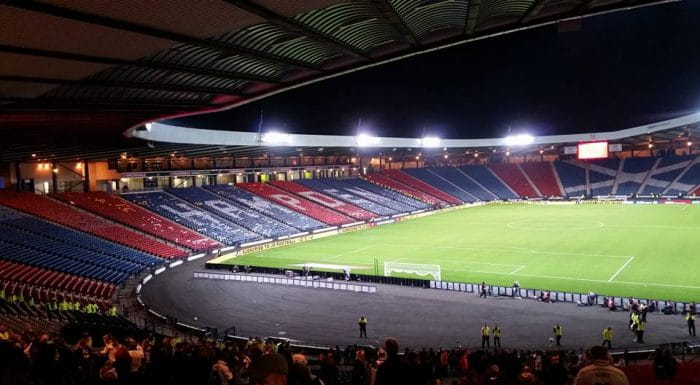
(219, 203), (700, 302)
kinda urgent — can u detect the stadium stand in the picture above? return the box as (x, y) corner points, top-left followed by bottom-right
(587, 159), (620, 196)
(664, 157), (700, 195)
(165, 187), (297, 238)
(364, 173), (445, 205)
(205, 184), (325, 232)
(270, 180), (376, 220)
(487, 164), (540, 197)
(615, 157), (659, 195)
(54, 191), (219, 251)
(458, 165), (519, 199)
(237, 182), (354, 226)
(640, 155), (696, 194)
(520, 162), (564, 197)
(296, 179), (397, 216)
(553, 161), (587, 196)
(331, 178), (428, 212)
(427, 166), (499, 201)
(0, 192), (186, 258)
(122, 191), (260, 245)
(382, 169), (462, 204)
(402, 168), (476, 202)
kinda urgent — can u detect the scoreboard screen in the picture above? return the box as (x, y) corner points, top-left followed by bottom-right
(577, 141), (608, 160)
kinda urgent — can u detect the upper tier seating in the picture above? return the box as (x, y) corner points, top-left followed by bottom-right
(382, 170), (462, 204)
(55, 192), (218, 251)
(123, 191), (260, 246)
(364, 173), (444, 205)
(270, 181), (376, 220)
(165, 187), (296, 238)
(640, 156), (696, 195)
(0, 192), (186, 258)
(615, 157), (658, 195)
(427, 167), (498, 201)
(553, 161), (587, 196)
(329, 178), (425, 212)
(0, 260), (116, 302)
(587, 159), (619, 196)
(205, 185), (324, 232)
(297, 179), (397, 216)
(666, 160), (700, 195)
(488, 164), (539, 197)
(520, 162), (563, 197)
(458, 165), (518, 199)
(402, 168), (475, 202)
(237, 183), (353, 226)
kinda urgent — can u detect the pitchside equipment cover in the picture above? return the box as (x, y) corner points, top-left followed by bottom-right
(384, 262), (441, 281)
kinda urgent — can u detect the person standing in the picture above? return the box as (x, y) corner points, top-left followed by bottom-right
(480, 282), (487, 298)
(358, 316), (368, 338)
(602, 327), (613, 349)
(481, 324), (491, 348)
(493, 325), (501, 348)
(636, 321), (645, 343)
(573, 346), (630, 385)
(553, 324), (563, 346)
(686, 312), (696, 337)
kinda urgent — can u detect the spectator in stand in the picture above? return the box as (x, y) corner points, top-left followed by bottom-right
(248, 353), (288, 385)
(350, 349), (370, 385)
(573, 346), (629, 385)
(374, 338), (412, 385)
(211, 356), (234, 385)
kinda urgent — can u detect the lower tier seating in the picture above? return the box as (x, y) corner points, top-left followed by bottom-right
(364, 173), (444, 205)
(488, 164), (540, 197)
(520, 162), (563, 196)
(270, 180), (376, 220)
(382, 169), (462, 204)
(297, 179), (397, 216)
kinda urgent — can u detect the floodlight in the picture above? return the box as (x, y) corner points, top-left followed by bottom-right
(420, 136), (441, 148)
(145, 122), (153, 131)
(261, 131), (292, 144)
(357, 133), (380, 147)
(688, 141), (693, 147)
(504, 134), (534, 146)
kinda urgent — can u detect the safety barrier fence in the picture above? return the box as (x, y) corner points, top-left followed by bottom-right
(193, 271), (377, 293)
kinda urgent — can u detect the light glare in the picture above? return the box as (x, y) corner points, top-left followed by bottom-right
(357, 133), (380, 147)
(504, 134), (534, 146)
(261, 132), (292, 144)
(420, 136), (441, 148)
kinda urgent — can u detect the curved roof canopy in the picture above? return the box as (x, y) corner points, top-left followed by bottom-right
(0, 0), (672, 140)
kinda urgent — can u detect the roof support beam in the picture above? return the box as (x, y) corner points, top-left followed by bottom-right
(224, 0), (371, 60)
(519, 0), (551, 24)
(366, 0), (419, 46)
(464, 0), (482, 35)
(3, 0), (320, 72)
(0, 44), (283, 85)
(0, 75), (246, 97)
(0, 97), (212, 110)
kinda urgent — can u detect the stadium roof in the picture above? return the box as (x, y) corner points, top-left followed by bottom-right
(0, 0), (674, 153)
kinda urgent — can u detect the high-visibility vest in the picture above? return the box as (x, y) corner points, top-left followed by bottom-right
(687, 313), (696, 321)
(637, 322), (645, 331)
(603, 329), (613, 340)
(481, 327), (490, 336)
(358, 318), (367, 325)
(554, 326), (563, 336)
(493, 327), (501, 337)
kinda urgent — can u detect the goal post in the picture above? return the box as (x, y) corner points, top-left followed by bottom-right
(384, 262), (441, 281)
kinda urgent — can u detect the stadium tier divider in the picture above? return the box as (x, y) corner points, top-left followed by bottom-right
(204, 263), (698, 314)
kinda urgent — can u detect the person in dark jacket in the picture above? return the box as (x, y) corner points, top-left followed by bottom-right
(374, 338), (412, 385)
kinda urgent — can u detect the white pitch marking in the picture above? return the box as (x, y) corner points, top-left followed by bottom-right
(509, 265), (526, 274)
(321, 245), (375, 261)
(608, 256), (635, 282)
(389, 257), (522, 268)
(382, 244), (628, 259)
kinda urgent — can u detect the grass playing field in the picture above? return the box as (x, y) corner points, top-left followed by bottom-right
(219, 203), (700, 302)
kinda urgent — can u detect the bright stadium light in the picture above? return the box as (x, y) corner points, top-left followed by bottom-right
(261, 131), (292, 144)
(145, 122), (153, 131)
(357, 133), (380, 147)
(420, 136), (441, 148)
(504, 134), (534, 146)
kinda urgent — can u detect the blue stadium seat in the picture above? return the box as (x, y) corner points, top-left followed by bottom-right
(457, 165), (518, 199)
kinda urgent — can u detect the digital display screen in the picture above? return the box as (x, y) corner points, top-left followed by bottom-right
(577, 141), (609, 160)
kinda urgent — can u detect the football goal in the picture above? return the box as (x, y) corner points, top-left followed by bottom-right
(384, 261), (441, 281)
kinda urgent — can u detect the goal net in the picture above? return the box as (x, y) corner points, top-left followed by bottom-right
(384, 262), (441, 281)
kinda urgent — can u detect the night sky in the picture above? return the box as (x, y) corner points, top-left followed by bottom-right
(169, 1), (700, 139)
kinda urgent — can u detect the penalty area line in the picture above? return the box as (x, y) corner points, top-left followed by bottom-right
(608, 256), (635, 282)
(509, 265), (526, 274)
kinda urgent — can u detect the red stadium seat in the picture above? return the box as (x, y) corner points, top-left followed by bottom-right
(488, 164), (540, 198)
(382, 170), (461, 204)
(364, 173), (443, 205)
(520, 162), (563, 197)
(270, 181), (376, 220)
